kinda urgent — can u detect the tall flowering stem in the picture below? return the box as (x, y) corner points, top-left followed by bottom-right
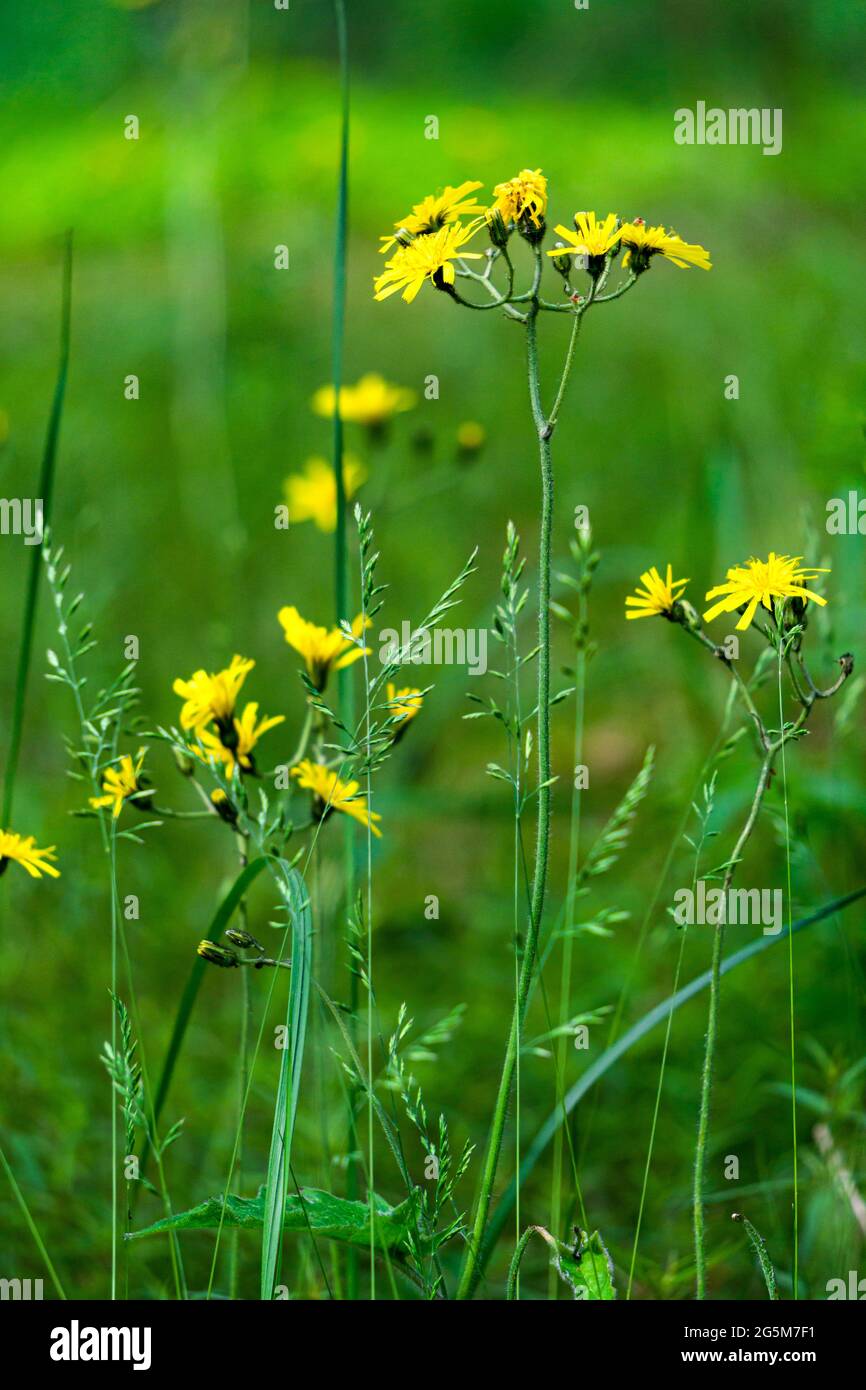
(661, 592), (853, 1298)
(458, 308), (555, 1300)
(374, 175), (710, 1297)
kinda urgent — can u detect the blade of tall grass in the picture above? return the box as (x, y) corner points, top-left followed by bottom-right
(329, 0), (360, 1301)
(139, 854), (270, 1187)
(478, 887), (866, 1281)
(1, 232), (72, 828)
(0, 1139), (67, 1299)
(260, 866), (313, 1300)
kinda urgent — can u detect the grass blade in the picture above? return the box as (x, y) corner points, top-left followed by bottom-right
(260, 866), (313, 1300)
(480, 887), (866, 1280)
(137, 856), (270, 1189)
(0, 1139), (68, 1300)
(2, 232), (72, 827)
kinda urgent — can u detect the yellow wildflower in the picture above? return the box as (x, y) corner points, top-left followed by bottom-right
(291, 759), (382, 838)
(548, 212), (622, 261)
(704, 554), (829, 632)
(278, 606), (370, 690)
(311, 374), (416, 427)
(374, 223), (483, 304)
(0, 830), (60, 880)
(89, 748), (147, 819)
(625, 565), (689, 620)
(173, 655), (254, 731)
(619, 219), (712, 271)
(194, 703), (285, 778)
(456, 421), (486, 454)
(489, 169), (547, 228)
(283, 455), (367, 533)
(379, 181), (485, 253)
(386, 683), (424, 730)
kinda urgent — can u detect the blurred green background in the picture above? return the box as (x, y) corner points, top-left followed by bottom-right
(1, 0), (865, 1299)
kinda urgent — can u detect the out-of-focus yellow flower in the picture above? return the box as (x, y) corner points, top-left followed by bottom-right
(283, 455), (367, 533)
(374, 223), (483, 304)
(89, 748), (147, 819)
(625, 565), (689, 620)
(456, 421), (486, 454)
(278, 607), (370, 690)
(379, 181), (485, 253)
(291, 759), (382, 837)
(173, 656), (254, 731)
(194, 703), (285, 778)
(311, 374), (416, 427)
(386, 683), (423, 729)
(548, 212), (622, 261)
(620, 219), (712, 271)
(489, 169), (547, 228)
(0, 829), (60, 879)
(704, 554), (828, 631)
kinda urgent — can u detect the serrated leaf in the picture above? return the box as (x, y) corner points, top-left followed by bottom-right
(554, 1230), (617, 1300)
(128, 1185), (428, 1254)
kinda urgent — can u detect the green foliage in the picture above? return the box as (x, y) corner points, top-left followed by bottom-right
(732, 1213), (778, 1300)
(129, 1186), (427, 1255)
(507, 1225), (616, 1300)
(260, 866), (313, 1300)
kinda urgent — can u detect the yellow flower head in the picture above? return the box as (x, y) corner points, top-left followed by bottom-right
(278, 606), (370, 690)
(291, 759), (382, 838)
(548, 212), (622, 262)
(379, 181), (485, 253)
(173, 655), (254, 731)
(489, 169), (547, 228)
(619, 219), (712, 271)
(311, 374), (416, 427)
(194, 703), (285, 778)
(456, 421), (486, 454)
(283, 456), (367, 534)
(89, 748), (147, 819)
(0, 829), (60, 880)
(625, 565), (689, 620)
(374, 222), (483, 304)
(210, 788), (238, 824)
(703, 554), (829, 631)
(385, 682), (424, 730)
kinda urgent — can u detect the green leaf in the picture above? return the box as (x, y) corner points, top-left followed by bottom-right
(128, 1186), (425, 1255)
(554, 1231), (616, 1300)
(261, 866), (313, 1300)
(506, 1225), (616, 1300)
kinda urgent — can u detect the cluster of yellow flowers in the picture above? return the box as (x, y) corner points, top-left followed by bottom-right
(282, 373), (415, 535)
(625, 553), (829, 630)
(373, 169), (711, 305)
(164, 612), (424, 840)
(173, 654), (285, 780)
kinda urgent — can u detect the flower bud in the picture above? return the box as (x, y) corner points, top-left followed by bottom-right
(225, 927), (264, 952)
(211, 788), (238, 825)
(485, 208), (510, 248)
(173, 746), (196, 778)
(197, 940), (239, 968)
(550, 241), (572, 276)
(674, 599), (702, 631)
